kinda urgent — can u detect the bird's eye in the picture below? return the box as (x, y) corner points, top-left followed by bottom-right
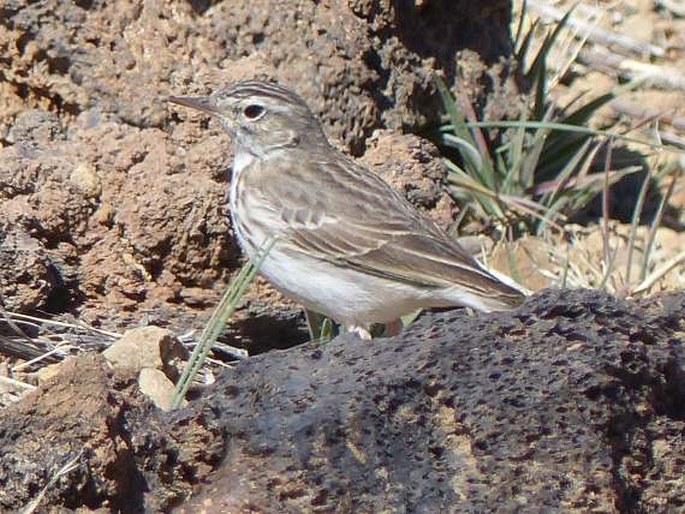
(243, 104), (265, 120)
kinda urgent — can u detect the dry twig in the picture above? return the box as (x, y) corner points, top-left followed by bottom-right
(527, 0), (665, 57)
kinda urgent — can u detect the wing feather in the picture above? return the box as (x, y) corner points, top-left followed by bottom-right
(260, 156), (521, 301)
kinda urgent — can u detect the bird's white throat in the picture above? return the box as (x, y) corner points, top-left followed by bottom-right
(232, 150), (256, 174)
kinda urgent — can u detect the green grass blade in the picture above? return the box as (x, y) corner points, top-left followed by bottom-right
(502, 111), (529, 193)
(525, 8), (574, 119)
(513, 0), (530, 55)
(562, 91), (616, 127)
(435, 75), (500, 190)
(444, 159), (505, 218)
(306, 310), (336, 343)
(640, 168), (681, 281)
(625, 167), (652, 285)
(440, 133), (484, 173)
(435, 76), (474, 153)
(171, 237), (276, 409)
(538, 139), (596, 203)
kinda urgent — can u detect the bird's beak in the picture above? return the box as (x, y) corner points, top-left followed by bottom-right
(167, 95), (218, 115)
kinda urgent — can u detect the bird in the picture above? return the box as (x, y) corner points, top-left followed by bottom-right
(169, 80), (525, 338)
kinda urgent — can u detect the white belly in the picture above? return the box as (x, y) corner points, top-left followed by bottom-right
(256, 246), (439, 327)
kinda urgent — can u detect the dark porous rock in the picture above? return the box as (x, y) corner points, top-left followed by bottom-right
(169, 289), (685, 512)
(1, 289), (683, 512)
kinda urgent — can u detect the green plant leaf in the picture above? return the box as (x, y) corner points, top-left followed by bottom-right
(171, 238), (276, 409)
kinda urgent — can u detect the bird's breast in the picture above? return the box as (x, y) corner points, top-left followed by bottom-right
(229, 151), (278, 257)
(229, 152), (255, 254)
(232, 151), (256, 174)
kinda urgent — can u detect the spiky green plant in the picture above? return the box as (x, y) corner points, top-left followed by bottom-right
(433, 6), (641, 235)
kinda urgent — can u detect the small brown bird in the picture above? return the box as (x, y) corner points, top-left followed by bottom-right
(169, 80), (525, 338)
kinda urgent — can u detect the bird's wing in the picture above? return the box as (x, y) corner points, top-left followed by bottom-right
(265, 156), (522, 304)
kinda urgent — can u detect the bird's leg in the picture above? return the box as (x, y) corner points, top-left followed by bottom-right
(305, 309), (336, 342)
(383, 319), (403, 337)
(347, 325), (373, 340)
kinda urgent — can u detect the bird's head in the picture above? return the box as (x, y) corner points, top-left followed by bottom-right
(169, 80), (327, 157)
